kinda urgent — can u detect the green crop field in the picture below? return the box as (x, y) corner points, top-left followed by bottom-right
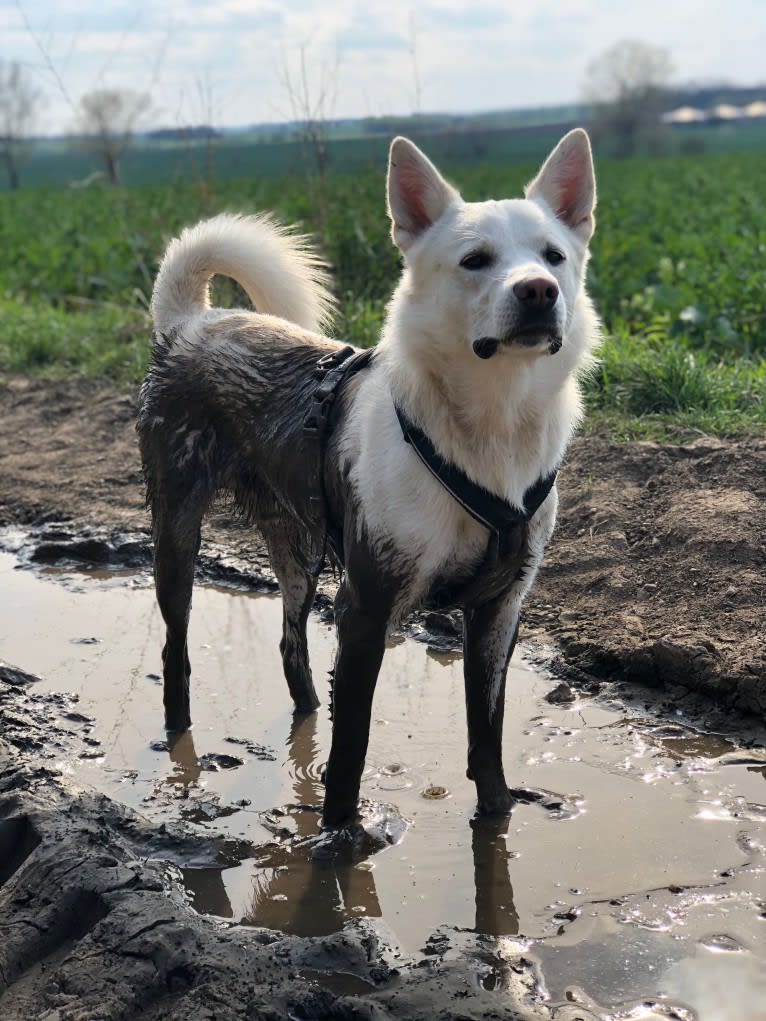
(1, 139), (765, 438)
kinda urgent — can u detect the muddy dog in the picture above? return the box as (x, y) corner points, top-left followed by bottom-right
(137, 130), (600, 831)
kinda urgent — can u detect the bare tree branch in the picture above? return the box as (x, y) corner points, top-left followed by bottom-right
(77, 88), (151, 185)
(14, 0), (76, 115)
(0, 59), (43, 189)
(583, 40), (675, 157)
(277, 44), (341, 240)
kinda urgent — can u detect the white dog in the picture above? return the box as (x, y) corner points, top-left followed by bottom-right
(138, 130), (600, 837)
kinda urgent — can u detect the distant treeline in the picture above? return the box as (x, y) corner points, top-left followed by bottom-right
(6, 106), (766, 193)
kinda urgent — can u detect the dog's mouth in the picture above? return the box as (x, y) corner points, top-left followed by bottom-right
(472, 330), (562, 360)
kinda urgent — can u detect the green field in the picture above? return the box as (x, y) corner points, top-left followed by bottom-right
(1, 137), (765, 438)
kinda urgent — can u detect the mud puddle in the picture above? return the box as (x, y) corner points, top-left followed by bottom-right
(1, 545), (765, 1018)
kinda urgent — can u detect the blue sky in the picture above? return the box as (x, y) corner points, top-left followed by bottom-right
(3, 0), (765, 133)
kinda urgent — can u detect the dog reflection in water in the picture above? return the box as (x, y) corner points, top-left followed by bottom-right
(165, 720), (518, 937)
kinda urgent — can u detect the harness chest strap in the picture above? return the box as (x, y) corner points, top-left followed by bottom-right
(303, 348), (557, 587)
(393, 403), (558, 537)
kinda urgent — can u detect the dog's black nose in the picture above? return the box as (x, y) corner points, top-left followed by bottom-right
(513, 277), (559, 310)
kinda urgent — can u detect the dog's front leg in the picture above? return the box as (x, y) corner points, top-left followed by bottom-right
(322, 563), (393, 828)
(463, 589), (522, 815)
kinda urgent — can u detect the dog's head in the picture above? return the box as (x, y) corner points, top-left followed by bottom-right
(386, 130), (596, 363)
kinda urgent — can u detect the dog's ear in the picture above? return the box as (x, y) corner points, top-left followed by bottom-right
(387, 137), (460, 251)
(525, 129), (596, 242)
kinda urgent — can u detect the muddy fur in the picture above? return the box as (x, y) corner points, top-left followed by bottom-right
(138, 132), (601, 830)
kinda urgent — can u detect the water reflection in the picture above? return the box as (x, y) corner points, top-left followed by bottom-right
(166, 730), (203, 788)
(182, 865), (234, 918)
(175, 711), (521, 937)
(244, 713), (382, 935)
(245, 713), (520, 938)
(471, 815), (519, 936)
(166, 730), (236, 918)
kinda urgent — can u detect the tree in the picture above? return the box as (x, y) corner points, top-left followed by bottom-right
(0, 61), (42, 190)
(583, 40), (674, 157)
(278, 46), (340, 241)
(77, 88), (151, 185)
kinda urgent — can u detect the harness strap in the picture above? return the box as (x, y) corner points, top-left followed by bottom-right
(301, 347), (556, 608)
(394, 403), (557, 536)
(303, 345), (376, 572)
(304, 346), (375, 440)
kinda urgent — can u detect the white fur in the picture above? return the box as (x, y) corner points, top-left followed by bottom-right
(151, 212), (336, 336)
(339, 131), (600, 624)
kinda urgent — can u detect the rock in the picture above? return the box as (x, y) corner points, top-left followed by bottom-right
(546, 681), (575, 705)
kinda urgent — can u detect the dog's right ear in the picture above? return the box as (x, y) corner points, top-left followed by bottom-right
(387, 137), (460, 252)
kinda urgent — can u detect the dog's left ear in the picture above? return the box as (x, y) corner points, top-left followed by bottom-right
(525, 129), (596, 242)
(387, 137), (460, 252)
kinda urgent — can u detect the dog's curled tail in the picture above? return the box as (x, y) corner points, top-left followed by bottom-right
(150, 213), (336, 337)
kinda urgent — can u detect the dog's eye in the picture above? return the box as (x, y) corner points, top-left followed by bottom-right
(460, 251), (493, 271)
(544, 247), (565, 266)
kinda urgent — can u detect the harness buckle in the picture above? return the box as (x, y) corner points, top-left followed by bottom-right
(304, 396), (334, 437)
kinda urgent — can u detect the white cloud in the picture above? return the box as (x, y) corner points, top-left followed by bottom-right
(4, 0), (765, 133)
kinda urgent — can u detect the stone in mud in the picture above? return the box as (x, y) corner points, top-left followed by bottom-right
(198, 752), (245, 771)
(545, 681), (575, 705)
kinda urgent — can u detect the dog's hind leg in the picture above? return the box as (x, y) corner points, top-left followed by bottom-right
(463, 589), (522, 816)
(152, 497), (206, 732)
(261, 519), (320, 713)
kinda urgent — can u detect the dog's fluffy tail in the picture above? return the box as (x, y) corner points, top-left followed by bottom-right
(150, 213), (335, 336)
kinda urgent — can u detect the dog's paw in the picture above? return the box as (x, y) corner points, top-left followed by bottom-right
(313, 801), (408, 860)
(476, 788), (515, 816)
(310, 823), (363, 861)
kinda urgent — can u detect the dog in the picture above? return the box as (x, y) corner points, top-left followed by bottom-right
(137, 129), (600, 833)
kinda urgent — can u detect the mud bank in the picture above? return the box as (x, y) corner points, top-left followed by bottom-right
(1, 377), (764, 714)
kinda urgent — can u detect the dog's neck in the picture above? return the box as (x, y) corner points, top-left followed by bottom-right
(376, 298), (588, 502)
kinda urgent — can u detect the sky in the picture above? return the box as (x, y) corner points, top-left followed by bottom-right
(3, 0), (765, 134)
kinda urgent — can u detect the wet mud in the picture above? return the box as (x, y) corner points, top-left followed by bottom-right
(1, 540), (765, 1020)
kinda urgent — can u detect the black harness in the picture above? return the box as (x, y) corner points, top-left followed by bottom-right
(304, 345), (376, 442)
(395, 404), (557, 554)
(304, 346), (558, 606)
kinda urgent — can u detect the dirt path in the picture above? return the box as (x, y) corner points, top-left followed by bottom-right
(1, 375), (764, 715)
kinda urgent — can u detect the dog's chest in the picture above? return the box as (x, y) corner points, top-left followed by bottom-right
(339, 401), (498, 603)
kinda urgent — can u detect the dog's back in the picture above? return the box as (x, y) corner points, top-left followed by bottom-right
(138, 215), (346, 532)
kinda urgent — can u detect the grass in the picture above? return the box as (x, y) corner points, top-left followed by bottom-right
(587, 329), (766, 438)
(0, 142), (764, 440)
(0, 299), (149, 382)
